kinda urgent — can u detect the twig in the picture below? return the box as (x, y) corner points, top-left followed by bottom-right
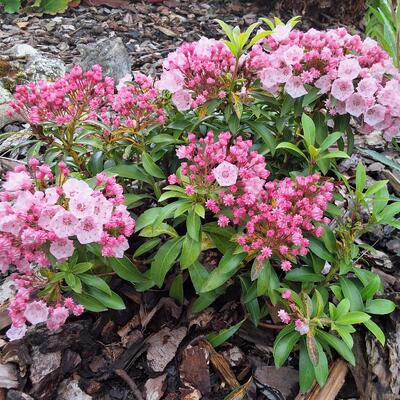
(115, 368), (143, 400)
(295, 359), (348, 400)
(259, 322), (285, 330)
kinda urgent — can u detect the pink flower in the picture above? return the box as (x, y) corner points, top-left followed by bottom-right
(314, 76), (332, 94)
(282, 290), (292, 300)
(295, 319), (309, 335)
(337, 58), (361, 80)
(213, 161), (239, 187)
(285, 76), (307, 98)
(157, 69), (184, 93)
(217, 215), (230, 227)
(271, 24), (292, 42)
(185, 185), (195, 196)
(77, 216), (103, 244)
(278, 309), (291, 324)
(172, 90), (192, 111)
(50, 210), (78, 238)
(6, 324), (27, 341)
(92, 196), (113, 223)
(47, 306), (69, 331)
(23, 301), (49, 325)
(331, 78), (354, 101)
(364, 104), (386, 126)
(281, 260), (292, 272)
(345, 94), (366, 117)
(3, 171), (32, 192)
(50, 238), (74, 260)
(62, 178), (91, 198)
(284, 45), (304, 65)
(244, 177), (265, 197)
(69, 194), (95, 218)
(357, 77), (378, 98)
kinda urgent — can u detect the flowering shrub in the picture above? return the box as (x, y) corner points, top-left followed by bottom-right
(3, 16), (399, 394)
(1, 160), (136, 339)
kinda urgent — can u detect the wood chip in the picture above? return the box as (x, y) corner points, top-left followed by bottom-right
(147, 327), (187, 372)
(144, 373), (167, 400)
(156, 26), (177, 37)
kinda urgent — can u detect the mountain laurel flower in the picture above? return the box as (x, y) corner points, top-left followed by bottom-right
(295, 319), (310, 335)
(213, 161), (239, 187)
(278, 309), (291, 324)
(282, 290), (292, 300)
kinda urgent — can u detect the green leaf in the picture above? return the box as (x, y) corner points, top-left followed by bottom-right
(158, 191), (187, 202)
(314, 341), (329, 387)
(192, 290), (223, 313)
(133, 238), (161, 258)
(70, 262), (93, 274)
(316, 330), (355, 366)
(150, 237), (184, 287)
(360, 275), (382, 300)
(319, 132), (343, 152)
(107, 256), (147, 284)
(80, 274), (112, 295)
(123, 193), (151, 209)
(135, 207), (164, 231)
(276, 142), (308, 160)
(321, 226), (337, 253)
(273, 330), (301, 368)
(200, 250), (246, 293)
(107, 164), (152, 184)
(141, 152), (165, 179)
(364, 180), (389, 198)
(188, 261), (209, 293)
(299, 340), (316, 392)
(247, 121), (276, 154)
(308, 237), (333, 262)
(365, 299), (396, 315)
(1, 0), (21, 12)
(169, 274), (184, 305)
(73, 293), (107, 312)
(358, 147), (400, 173)
(339, 277), (364, 311)
(319, 150), (350, 160)
(356, 162), (366, 193)
(65, 273), (82, 293)
(363, 319), (386, 345)
(180, 235), (202, 268)
(140, 222), (178, 238)
(35, 0), (68, 13)
(187, 209), (201, 240)
(302, 113), (316, 146)
(285, 267), (324, 283)
(87, 287), (125, 310)
(207, 319), (245, 347)
(336, 311), (370, 325)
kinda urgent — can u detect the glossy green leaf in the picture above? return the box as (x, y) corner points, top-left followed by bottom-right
(87, 287), (125, 310)
(207, 319), (245, 347)
(80, 274), (111, 296)
(273, 330), (300, 368)
(180, 235), (202, 268)
(133, 238), (161, 258)
(141, 151), (165, 178)
(316, 330), (355, 366)
(365, 299), (396, 315)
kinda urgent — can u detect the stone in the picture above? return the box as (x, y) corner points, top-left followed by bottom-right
(57, 379), (92, 400)
(8, 44), (38, 58)
(365, 130), (385, 150)
(0, 278), (16, 305)
(0, 363), (18, 389)
(25, 54), (66, 82)
(76, 37), (131, 82)
(7, 390), (34, 400)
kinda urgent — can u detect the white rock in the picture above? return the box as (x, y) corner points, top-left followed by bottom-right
(25, 55), (66, 82)
(9, 44), (38, 58)
(30, 347), (61, 385)
(57, 379), (92, 400)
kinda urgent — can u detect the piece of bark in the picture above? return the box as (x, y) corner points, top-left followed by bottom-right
(144, 373), (167, 400)
(6, 390), (34, 400)
(179, 345), (211, 394)
(295, 359), (347, 400)
(254, 366), (299, 399)
(147, 327), (187, 373)
(200, 340), (239, 389)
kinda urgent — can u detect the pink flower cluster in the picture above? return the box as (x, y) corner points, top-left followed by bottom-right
(246, 25), (400, 138)
(6, 275), (85, 341)
(236, 174), (333, 267)
(168, 130), (270, 227)
(0, 160), (135, 275)
(157, 37), (236, 111)
(9, 65), (114, 126)
(106, 73), (167, 131)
